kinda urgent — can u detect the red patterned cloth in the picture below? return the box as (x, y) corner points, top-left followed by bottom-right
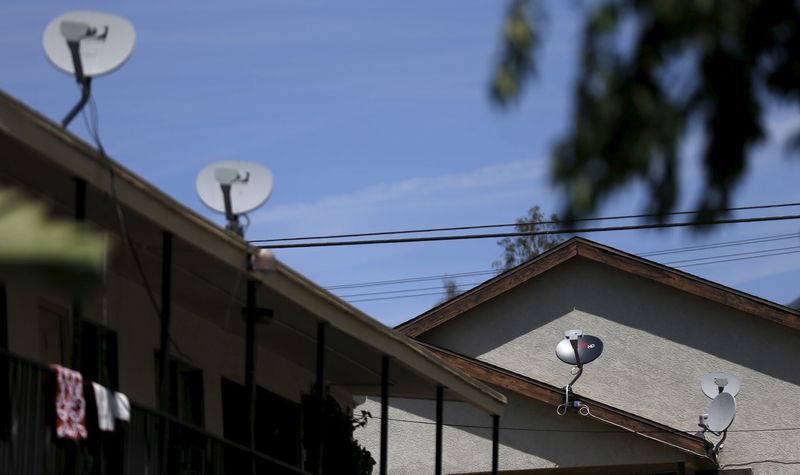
(49, 364), (87, 441)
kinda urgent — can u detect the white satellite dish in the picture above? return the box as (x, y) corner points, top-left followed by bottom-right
(706, 392), (736, 432)
(701, 372), (741, 399)
(43, 11), (136, 128)
(43, 11), (135, 77)
(196, 160), (273, 236)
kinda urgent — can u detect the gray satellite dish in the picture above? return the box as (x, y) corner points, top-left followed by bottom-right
(196, 160), (273, 236)
(43, 11), (135, 77)
(706, 392), (736, 432)
(701, 372), (741, 399)
(556, 334), (603, 365)
(43, 11), (136, 127)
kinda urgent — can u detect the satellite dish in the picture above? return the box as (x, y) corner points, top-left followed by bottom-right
(197, 161), (273, 214)
(43, 11), (136, 128)
(43, 11), (135, 77)
(701, 372), (741, 399)
(196, 160), (273, 236)
(706, 392), (736, 432)
(556, 334), (603, 365)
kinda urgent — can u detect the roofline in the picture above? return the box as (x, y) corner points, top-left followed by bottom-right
(418, 342), (715, 466)
(397, 237), (800, 337)
(0, 90), (506, 415)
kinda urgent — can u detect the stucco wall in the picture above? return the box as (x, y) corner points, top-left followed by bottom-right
(413, 257), (800, 474)
(4, 269), (324, 438)
(355, 392), (697, 474)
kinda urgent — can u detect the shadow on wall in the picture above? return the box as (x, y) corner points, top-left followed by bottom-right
(363, 394), (692, 471)
(418, 257), (800, 387)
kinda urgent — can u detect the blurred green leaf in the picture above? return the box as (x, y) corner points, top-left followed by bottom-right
(0, 187), (108, 294)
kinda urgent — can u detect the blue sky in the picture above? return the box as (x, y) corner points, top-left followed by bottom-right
(3, 1), (800, 325)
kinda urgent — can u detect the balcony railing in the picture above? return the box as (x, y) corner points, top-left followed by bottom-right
(0, 350), (312, 475)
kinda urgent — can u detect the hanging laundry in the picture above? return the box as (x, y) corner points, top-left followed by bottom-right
(114, 391), (130, 423)
(49, 364), (87, 441)
(91, 382), (115, 432)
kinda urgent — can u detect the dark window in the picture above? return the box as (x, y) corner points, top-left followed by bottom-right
(38, 301), (68, 365)
(154, 353), (205, 428)
(81, 321), (118, 389)
(220, 377), (301, 467)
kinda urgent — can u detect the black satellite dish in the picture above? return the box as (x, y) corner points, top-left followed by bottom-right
(554, 329), (604, 416)
(556, 334), (604, 365)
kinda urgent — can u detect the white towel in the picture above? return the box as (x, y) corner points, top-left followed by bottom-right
(92, 382), (115, 432)
(114, 392), (130, 422)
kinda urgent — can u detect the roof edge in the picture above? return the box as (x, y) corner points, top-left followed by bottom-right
(396, 236), (800, 337)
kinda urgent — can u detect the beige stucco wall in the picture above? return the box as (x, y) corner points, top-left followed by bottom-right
(4, 269), (323, 438)
(406, 257), (800, 474)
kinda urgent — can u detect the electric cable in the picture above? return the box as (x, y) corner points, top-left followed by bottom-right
(369, 415), (800, 434)
(249, 202), (800, 244)
(81, 96), (192, 363)
(325, 232), (800, 290)
(334, 243), (800, 298)
(257, 214), (800, 249)
(343, 247), (800, 303)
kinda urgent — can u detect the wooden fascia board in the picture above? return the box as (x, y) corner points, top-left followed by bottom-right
(574, 242), (800, 331)
(425, 345), (713, 462)
(397, 242), (579, 337)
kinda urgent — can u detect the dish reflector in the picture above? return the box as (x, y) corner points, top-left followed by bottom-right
(706, 392), (736, 432)
(701, 372), (741, 399)
(43, 11), (136, 77)
(196, 160), (273, 215)
(555, 335), (603, 365)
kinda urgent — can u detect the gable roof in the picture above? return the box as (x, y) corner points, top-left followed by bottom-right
(397, 237), (800, 337)
(420, 342), (716, 467)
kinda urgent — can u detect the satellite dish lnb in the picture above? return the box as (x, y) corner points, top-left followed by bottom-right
(701, 372), (741, 399)
(43, 11), (136, 128)
(196, 160), (273, 236)
(556, 333), (603, 365)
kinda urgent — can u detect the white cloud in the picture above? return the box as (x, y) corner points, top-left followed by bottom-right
(252, 158), (548, 231)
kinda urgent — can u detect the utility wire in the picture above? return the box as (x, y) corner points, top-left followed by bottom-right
(325, 232), (800, 291)
(82, 97), (193, 363)
(249, 202), (800, 244)
(373, 415), (800, 435)
(258, 214), (800, 249)
(344, 247), (800, 303)
(337, 242), (800, 298)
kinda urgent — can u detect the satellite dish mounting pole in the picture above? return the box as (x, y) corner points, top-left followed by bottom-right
(567, 338), (584, 388)
(62, 39), (91, 128)
(219, 183), (244, 237)
(59, 22), (108, 128)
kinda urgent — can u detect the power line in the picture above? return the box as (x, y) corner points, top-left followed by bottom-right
(338, 281), (484, 299)
(327, 269), (498, 291)
(373, 415), (800, 435)
(344, 247), (800, 303)
(639, 232), (800, 257)
(258, 214), (800, 249)
(663, 245), (800, 266)
(339, 244), (800, 298)
(326, 232), (800, 291)
(249, 202), (800, 243)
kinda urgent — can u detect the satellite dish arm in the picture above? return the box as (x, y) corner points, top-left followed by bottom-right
(219, 183), (244, 236)
(568, 338), (584, 387)
(61, 39), (92, 128)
